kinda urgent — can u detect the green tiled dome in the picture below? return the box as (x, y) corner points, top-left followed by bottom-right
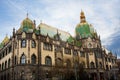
(0, 36), (9, 49)
(75, 11), (96, 38)
(76, 23), (93, 38)
(21, 18), (34, 31)
(17, 16), (35, 33)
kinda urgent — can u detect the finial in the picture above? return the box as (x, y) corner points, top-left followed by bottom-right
(33, 20), (36, 27)
(57, 29), (59, 34)
(13, 27), (16, 38)
(13, 27), (15, 31)
(27, 13), (28, 18)
(80, 10), (86, 23)
(38, 27), (41, 34)
(40, 20), (42, 23)
(6, 33), (8, 37)
(81, 9), (83, 13)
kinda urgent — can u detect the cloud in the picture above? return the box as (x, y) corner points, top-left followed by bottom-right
(0, 0), (120, 53)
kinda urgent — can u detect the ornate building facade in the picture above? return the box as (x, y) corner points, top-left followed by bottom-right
(0, 11), (117, 80)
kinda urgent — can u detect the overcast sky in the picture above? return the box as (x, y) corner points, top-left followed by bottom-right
(0, 0), (120, 57)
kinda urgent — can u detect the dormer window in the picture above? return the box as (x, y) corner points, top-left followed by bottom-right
(21, 39), (26, 48)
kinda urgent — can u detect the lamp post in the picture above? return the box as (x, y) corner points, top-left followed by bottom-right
(20, 71), (24, 80)
(46, 71), (49, 80)
(74, 63), (78, 80)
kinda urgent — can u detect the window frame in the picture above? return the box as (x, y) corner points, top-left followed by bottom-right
(31, 54), (36, 64)
(45, 56), (52, 66)
(31, 40), (36, 48)
(20, 54), (26, 64)
(21, 39), (26, 48)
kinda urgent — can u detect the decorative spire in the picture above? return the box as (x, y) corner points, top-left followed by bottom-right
(33, 20), (36, 27)
(80, 10), (86, 23)
(13, 28), (15, 38)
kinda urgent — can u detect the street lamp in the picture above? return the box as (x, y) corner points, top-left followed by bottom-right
(46, 71), (49, 80)
(20, 71), (24, 80)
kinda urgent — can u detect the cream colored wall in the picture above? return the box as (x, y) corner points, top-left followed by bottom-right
(17, 39), (38, 64)
(18, 40), (28, 64)
(0, 52), (12, 68)
(63, 48), (73, 66)
(29, 40), (38, 64)
(88, 52), (96, 67)
(41, 42), (55, 66)
(79, 57), (86, 68)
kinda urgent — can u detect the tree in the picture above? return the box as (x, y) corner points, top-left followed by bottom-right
(78, 63), (89, 80)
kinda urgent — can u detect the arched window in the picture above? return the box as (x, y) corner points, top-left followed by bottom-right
(8, 59), (10, 68)
(31, 54), (36, 64)
(66, 59), (71, 67)
(74, 61), (79, 68)
(90, 62), (95, 68)
(20, 54), (26, 64)
(15, 56), (17, 65)
(0, 64), (1, 71)
(45, 56), (52, 66)
(106, 65), (109, 70)
(110, 65), (112, 69)
(2, 63), (4, 70)
(56, 58), (62, 67)
(21, 39), (26, 47)
(31, 40), (36, 48)
(99, 62), (102, 68)
(5, 61), (7, 69)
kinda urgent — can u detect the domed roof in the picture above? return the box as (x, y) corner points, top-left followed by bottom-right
(0, 36), (9, 49)
(75, 11), (96, 38)
(21, 17), (35, 29)
(2, 36), (9, 44)
(17, 14), (35, 33)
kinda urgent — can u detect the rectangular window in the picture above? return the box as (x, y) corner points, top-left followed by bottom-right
(108, 58), (111, 62)
(21, 39), (26, 48)
(43, 42), (52, 51)
(80, 51), (85, 57)
(0, 54), (1, 59)
(64, 48), (71, 55)
(8, 46), (12, 53)
(73, 50), (78, 56)
(6, 49), (7, 55)
(54, 45), (62, 52)
(3, 52), (4, 57)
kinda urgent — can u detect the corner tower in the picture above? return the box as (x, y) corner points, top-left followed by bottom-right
(75, 11), (101, 48)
